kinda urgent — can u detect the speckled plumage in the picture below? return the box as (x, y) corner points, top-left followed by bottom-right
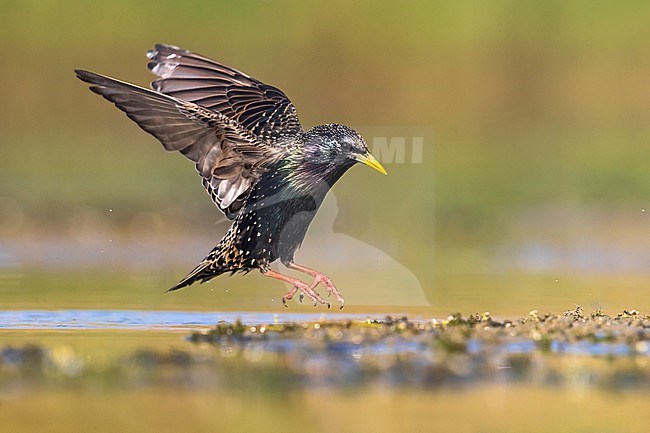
(76, 44), (386, 307)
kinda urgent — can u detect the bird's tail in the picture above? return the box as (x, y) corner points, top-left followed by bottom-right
(167, 248), (227, 292)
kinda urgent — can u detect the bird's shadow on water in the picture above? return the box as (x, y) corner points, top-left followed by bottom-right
(270, 192), (430, 307)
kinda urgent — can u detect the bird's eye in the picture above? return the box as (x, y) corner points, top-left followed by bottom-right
(339, 139), (354, 154)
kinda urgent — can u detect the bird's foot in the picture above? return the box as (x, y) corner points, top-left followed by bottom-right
(262, 267), (333, 309)
(282, 281), (330, 309)
(310, 274), (345, 309)
(283, 262), (346, 309)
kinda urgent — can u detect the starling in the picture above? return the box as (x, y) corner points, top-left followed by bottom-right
(76, 43), (386, 308)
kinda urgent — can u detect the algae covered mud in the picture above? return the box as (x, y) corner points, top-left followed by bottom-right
(1, 307), (648, 433)
(186, 307), (650, 389)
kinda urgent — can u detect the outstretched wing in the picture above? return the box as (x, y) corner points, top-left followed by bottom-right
(76, 69), (286, 219)
(147, 43), (303, 142)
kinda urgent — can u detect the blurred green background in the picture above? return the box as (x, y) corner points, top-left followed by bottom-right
(1, 0), (649, 314)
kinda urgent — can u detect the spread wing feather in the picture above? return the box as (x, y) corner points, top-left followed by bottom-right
(147, 44), (303, 142)
(75, 69), (286, 219)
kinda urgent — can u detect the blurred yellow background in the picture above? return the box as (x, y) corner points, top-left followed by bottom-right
(1, 1), (649, 314)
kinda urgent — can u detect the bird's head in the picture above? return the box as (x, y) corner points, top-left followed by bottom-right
(302, 124), (387, 176)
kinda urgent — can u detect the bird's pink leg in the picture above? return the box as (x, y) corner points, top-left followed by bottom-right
(284, 262), (345, 309)
(260, 268), (330, 308)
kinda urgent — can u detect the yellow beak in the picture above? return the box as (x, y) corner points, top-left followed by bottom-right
(354, 152), (387, 175)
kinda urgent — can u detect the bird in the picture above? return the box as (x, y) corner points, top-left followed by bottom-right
(76, 43), (386, 309)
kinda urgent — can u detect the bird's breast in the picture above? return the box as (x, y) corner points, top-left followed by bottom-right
(231, 167), (331, 265)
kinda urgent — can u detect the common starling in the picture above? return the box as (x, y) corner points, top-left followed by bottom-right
(76, 43), (386, 308)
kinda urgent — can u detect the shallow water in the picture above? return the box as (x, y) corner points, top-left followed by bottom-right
(2, 309), (648, 359)
(0, 309), (366, 330)
(1, 310), (648, 433)
(1, 261), (648, 432)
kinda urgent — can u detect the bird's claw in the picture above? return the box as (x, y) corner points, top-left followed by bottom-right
(281, 281), (329, 308)
(282, 285), (298, 307)
(310, 274), (345, 309)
